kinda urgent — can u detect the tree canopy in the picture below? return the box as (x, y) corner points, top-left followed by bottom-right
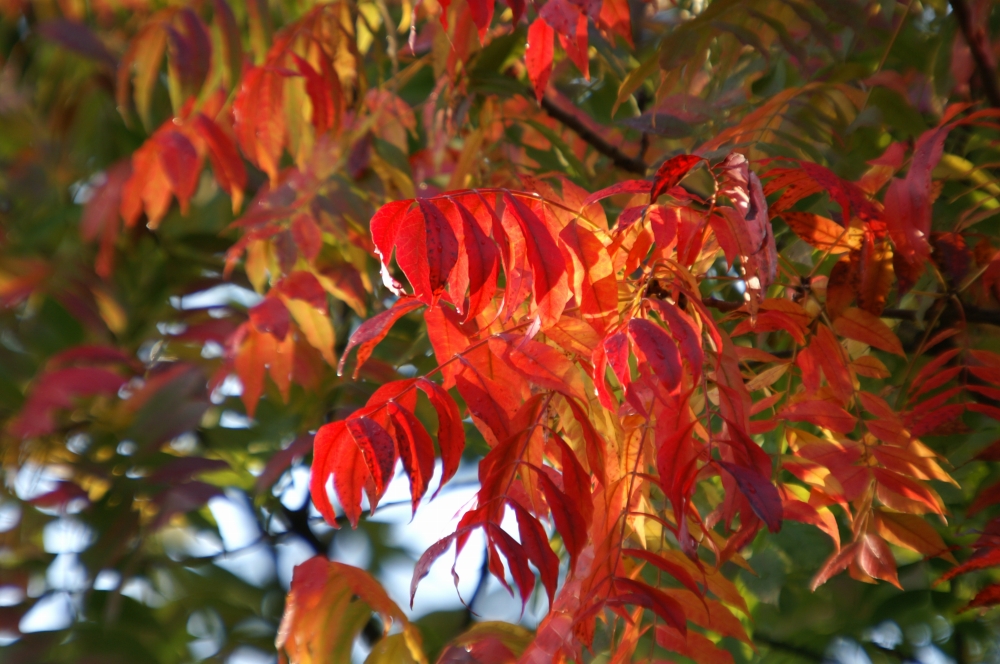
(4, 0), (1000, 662)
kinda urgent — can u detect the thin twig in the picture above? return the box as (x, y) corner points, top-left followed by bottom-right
(950, 0), (1000, 109)
(530, 88), (650, 175)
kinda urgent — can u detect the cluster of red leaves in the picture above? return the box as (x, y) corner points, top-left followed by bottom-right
(295, 134), (1000, 658)
(306, 154), (790, 661)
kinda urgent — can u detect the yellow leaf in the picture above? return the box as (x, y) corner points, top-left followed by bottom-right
(438, 622), (533, 662)
(745, 363), (789, 392)
(364, 634), (423, 664)
(285, 298), (336, 366)
(245, 240), (270, 293)
(93, 288), (127, 335)
(448, 128), (484, 190)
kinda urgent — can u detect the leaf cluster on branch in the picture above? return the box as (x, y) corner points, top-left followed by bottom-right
(6, 0), (1000, 663)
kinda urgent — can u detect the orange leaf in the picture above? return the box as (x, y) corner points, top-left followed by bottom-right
(833, 307), (905, 356)
(780, 211), (859, 254)
(875, 509), (956, 562)
(858, 532), (902, 589)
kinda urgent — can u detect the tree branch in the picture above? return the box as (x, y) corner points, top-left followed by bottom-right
(281, 495), (326, 555)
(882, 305), (1000, 326)
(754, 635), (824, 662)
(530, 88), (650, 175)
(950, 0), (1000, 109)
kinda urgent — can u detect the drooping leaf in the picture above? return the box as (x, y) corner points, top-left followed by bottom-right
(717, 461), (783, 533)
(833, 308), (905, 356)
(526, 19), (555, 102)
(338, 297), (424, 378)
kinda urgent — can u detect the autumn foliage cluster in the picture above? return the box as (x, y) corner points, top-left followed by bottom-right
(6, 0), (1000, 662)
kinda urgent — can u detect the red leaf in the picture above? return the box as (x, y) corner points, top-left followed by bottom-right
(509, 501), (559, 605)
(603, 330), (632, 394)
(597, 0), (632, 46)
(233, 65), (286, 182)
(370, 199), (415, 294)
(366, 378), (418, 411)
(311, 420), (347, 525)
(154, 130), (201, 214)
(454, 370), (512, 446)
(646, 299), (703, 383)
(394, 207), (434, 303)
(650, 154), (702, 202)
(812, 324), (854, 404)
(623, 548), (702, 597)
(338, 297), (424, 379)
(503, 192), (569, 328)
(564, 396), (607, 484)
(290, 213), (323, 262)
(908, 404), (967, 438)
(526, 19), (554, 102)
(780, 399), (857, 433)
(386, 401), (435, 512)
(939, 548), (1000, 584)
(582, 180), (652, 207)
(425, 303), (472, 389)
(873, 467), (946, 515)
(910, 348), (960, 391)
(810, 542), (860, 590)
(452, 198), (500, 322)
(290, 53), (335, 135)
(418, 200), (460, 301)
(410, 533), (456, 606)
(964, 583), (1000, 611)
(559, 220), (618, 334)
(548, 429), (593, 526)
(656, 626), (734, 664)
(192, 113), (247, 211)
(278, 271), (327, 308)
(321, 416), (398, 527)
(855, 231), (894, 315)
(249, 297), (290, 340)
(717, 461), (783, 533)
(535, 469), (587, 567)
(81, 160), (131, 278)
(234, 327), (267, 418)
(28, 482), (90, 509)
(416, 378), (466, 494)
(883, 120), (954, 284)
(489, 524), (536, 608)
(539, 0), (581, 37)
(833, 308), (905, 356)
(493, 335), (586, 402)
(712, 155), (776, 315)
(467, 0), (495, 39)
(782, 497), (840, 549)
(610, 577), (686, 634)
(858, 532), (901, 589)
(627, 318), (682, 393)
(558, 12), (590, 78)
